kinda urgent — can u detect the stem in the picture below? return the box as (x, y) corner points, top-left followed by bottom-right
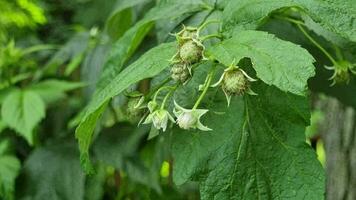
(153, 85), (175, 102)
(146, 77), (171, 100)
(192, 68), (215, 110)
(160, 84), (178, 109)
(296, 24), (338, 66)
(162, 84), (178, 108)
(274, 15), (304, 26)
(275, 15), (338, 66)
(197, 20), (220, 33)
(201, 34), (223, 41)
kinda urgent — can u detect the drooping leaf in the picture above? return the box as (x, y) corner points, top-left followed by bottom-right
(76, 42), (176, 173)
(19, 142), (85, 200)
(222, 0), (356, 43)
(1, 90), (45, 144)
(207, 30), (315, 96)
(172, 83), (325, 199)
(29, 79), (85, 104)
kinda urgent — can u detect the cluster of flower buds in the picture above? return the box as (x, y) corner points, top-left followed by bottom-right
(169, 25), (206, 84)
(326, 60), (356, 85)
(212, 63), (257, 106)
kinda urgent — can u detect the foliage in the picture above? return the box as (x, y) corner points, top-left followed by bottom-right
(0, 0), (355, 199)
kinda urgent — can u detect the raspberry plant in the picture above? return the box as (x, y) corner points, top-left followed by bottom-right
(72, 0), (355, 199)
(0, 0), (355, 199)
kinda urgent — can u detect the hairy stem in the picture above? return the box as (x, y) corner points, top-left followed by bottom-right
(193, 67), (215, 109)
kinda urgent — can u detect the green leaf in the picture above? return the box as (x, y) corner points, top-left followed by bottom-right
(172, 83), (325, 199)
(207, 30), (315, 96)
(105, 0), (150, 41)
(0, 155), (20, 200)
(20, 142), (85, 200)
(93, 124), (163, 192)
(1, 90), (45, 144)
(0, 120), (6, 134)
(43, 32), (90, 75)
(76, 42), (176, 173)
(0, 140), (20, 200)
(106, 8), (132, 41)
(222, 0), (356, 43)
(29, 79), (85, 104)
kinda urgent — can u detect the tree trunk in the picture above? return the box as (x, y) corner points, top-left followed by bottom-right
(316, 98), (356, 200)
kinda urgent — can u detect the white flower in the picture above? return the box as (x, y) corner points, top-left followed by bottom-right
(173, 101), (211, 131)
(144, 109), (175, 132)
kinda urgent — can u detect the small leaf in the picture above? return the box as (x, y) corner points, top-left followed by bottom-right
(207, 30), (315, 96)
(1, 90), (45, 144)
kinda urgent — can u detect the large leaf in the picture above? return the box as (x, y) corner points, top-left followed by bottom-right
(222, 0), (356, 43)
(0, 140), (20, 200)
(207, 30), (315, 96)
(172, 83), (325, 199)
(20, 142), (85, 200)
(76, 42), (176, 173)
(1, 90), (45, 144)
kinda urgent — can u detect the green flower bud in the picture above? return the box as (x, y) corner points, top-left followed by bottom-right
(179, 40), (203, 64)
(144, 108), (175, 132)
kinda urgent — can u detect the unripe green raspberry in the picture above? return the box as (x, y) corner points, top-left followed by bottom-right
(171, 63), (190, 83)
(222, 70), (249, 96)
(179, 40), (203, 64)
(334, 69), (350, 84)
(127, 96), (144, 120)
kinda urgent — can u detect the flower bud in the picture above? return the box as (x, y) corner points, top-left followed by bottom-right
(144, 109), (175, 132)
(173, 101), (211, 131)
(176, 112), (197, 129)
